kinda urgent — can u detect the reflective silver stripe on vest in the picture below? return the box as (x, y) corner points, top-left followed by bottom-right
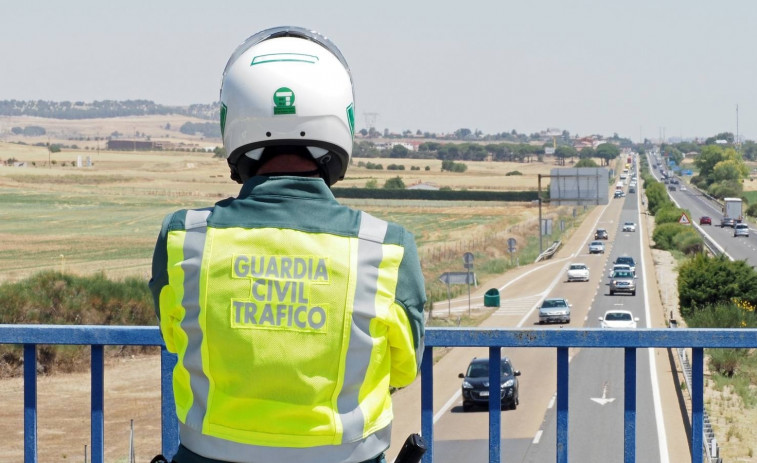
(338, 212), (388, 442)
(179, 421), (391, 463)
(179, 208), (212, 430)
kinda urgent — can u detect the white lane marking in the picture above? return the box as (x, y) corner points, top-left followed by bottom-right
(638, 169), (671, 463)
(436, 192), (611, 427)
(533, 429), (543, 444)
(434, 389), (462, 424)
(547, 394), (556, 409)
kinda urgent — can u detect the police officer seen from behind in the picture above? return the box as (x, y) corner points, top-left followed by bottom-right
(149, 26), (426, 463)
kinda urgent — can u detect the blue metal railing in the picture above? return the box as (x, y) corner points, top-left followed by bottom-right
(0, 325), (178, 463)
(3, 325), (755, 463)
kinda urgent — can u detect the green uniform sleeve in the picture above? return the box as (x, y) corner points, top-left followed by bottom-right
(392, 229), (426, 379)
(148, 213), (173, 321)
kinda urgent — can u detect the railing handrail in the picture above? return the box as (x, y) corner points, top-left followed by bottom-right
(4, 324), (756, 463)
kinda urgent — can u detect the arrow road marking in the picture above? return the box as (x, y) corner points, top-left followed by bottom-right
(590, 381), (616, 406)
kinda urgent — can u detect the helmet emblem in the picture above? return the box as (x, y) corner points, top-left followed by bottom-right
(346, 103), (355, 137)
(273, 87), (296, 115)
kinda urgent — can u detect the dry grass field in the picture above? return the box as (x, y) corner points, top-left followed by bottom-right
(0, 114), (581, 287)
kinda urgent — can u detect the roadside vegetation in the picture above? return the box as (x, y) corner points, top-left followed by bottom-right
(640, 160), (703, 256)
(0, 272), (155, 377)
(642, 147), (757, 459)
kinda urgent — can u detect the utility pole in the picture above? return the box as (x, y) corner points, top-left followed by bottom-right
(736, 104), (740, 147)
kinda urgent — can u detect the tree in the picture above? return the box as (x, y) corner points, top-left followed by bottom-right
(455, 128), (472, 139)
(595, 143), (620, 166)
(742, 140), (757, 161)
(694, 145), (726, 183)
(383, 176), (405, 190)
(441, 160), (467, 173)
(389, 144), (409, 158)
(579, 146), (595, 159)
(705, 132), (734, 145)
(574, 158), (598, 168)
(554, 145), (578, 166)
(712, 159), (748, 182)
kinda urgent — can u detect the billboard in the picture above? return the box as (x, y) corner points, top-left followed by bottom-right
(548, 168), (610, 205)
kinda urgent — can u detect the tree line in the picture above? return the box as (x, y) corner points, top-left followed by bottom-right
(0, 99), (219, 120)
(354, 140), (623, 165)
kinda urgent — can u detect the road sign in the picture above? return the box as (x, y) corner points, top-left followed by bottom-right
(438, 272), (476, 285)
(507, 237), (517, 253)
(463, 252), (474, 269)
(679, 213), (691, 225)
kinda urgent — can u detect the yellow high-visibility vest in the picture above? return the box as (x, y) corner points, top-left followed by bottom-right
(150, 177), (426, 463)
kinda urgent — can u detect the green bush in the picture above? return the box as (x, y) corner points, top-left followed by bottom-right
(0, 271), (155, 376)
(678, 254), (757, 315)
(686, 302), (757, 377)
(747, 202), (757, 218)
(652, 222), (686, 250)
(654, 205), (689, 225)
(645, 181), (672, 215)
(673, 229), (704, 255)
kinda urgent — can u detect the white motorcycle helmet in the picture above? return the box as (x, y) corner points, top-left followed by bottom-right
(220, 26), (355, 185)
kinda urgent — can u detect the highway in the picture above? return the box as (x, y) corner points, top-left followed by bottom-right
(387, 158), (690, 462)
(647, 153), (757, 266)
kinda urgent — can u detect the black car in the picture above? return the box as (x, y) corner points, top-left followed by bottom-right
(594, 228), (609, 240)
(459, 356), (521, 411)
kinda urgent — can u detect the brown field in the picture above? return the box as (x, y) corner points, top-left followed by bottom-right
(0, 115), (594, 286)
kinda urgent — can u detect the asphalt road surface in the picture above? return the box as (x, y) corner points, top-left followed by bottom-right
(387, 162), (690, 462)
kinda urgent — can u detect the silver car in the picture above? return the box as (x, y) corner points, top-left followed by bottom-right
(609, 270), (636, 296)
(538, 297), (572, 324)
(734, 223), (749, 238)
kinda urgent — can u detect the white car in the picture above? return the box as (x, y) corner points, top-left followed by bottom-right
(566, 263), (590, 282)
(588, 241), (605, 254)
(599, 310), (639, 328)
(622, 222), (637, 232)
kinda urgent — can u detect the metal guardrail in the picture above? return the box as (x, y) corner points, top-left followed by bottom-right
(536, 240), (562, 262)
(670, 321), (722, 463)
(4, 325), (757, 463)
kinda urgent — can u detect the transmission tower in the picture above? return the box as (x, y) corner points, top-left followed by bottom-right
(363, 112), (378, 137)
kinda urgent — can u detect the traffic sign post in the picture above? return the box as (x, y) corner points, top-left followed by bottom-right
(463, 252), (474, 317)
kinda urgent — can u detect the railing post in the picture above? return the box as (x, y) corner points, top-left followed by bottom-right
(488, 347), (501, 463)
(556, 347), (569, 463)
(91, 345), (104, 463)
(24, 344), (37, 463)
(161, 347), (179, 459)
(692, 348), (704, 463)
(421, 346), (434, 463)
(624, 347), (637, 463)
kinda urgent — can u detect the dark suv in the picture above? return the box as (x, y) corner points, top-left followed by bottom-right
(721, 217), (736, 228)
(614, 256), (636, 275)
(459, 356), (521, 411)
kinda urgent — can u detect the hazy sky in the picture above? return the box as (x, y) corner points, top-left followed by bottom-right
(3, 0), (756, 141)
